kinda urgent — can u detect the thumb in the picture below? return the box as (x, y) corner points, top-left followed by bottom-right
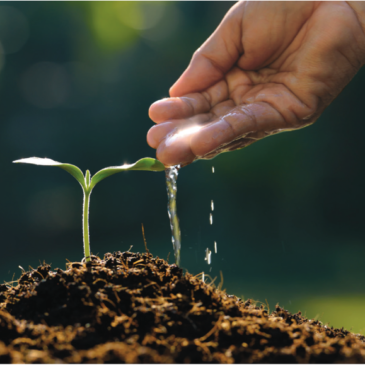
(169, 3), (243, 98)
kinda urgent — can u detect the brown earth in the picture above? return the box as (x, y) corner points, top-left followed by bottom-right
(0, 250), (364, 363)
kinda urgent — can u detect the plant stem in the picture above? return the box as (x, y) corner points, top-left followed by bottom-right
(83, 170), (92, 263)
(83, 191), (91, 262)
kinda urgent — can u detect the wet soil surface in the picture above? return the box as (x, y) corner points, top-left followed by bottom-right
(0, 251), (364, 363)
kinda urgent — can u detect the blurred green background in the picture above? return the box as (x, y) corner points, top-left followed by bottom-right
(1, 2), (365, 334)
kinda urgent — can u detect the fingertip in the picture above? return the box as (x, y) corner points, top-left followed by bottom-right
(169, 65), (192, 97)
(169, 76), (196, 98)
(170, 53), (227, 98)
(146, 122), (175, 149)
(146, 126), (158, 149)
(149, 98), (185, 123)
(148, 102), (157, 121)
(149, 99), (168, 123)
(169, 83), (182, 98)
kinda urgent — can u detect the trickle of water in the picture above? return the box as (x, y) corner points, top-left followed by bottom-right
(214, 241), (217, 253)
(165, 165), (181, 266)
(211, 200), (214, 211)
(209, 213), (213, 225)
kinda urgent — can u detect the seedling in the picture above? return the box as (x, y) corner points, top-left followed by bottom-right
(13, 157), (165, 262)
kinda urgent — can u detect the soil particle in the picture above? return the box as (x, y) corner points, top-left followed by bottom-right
(0, 251), (364, 363)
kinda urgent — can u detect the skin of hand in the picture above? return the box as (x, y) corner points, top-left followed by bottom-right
(147, 1), (365, 167)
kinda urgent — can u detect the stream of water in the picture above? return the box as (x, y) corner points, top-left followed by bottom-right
(165, 164), (217, 268)
(165, 165), (181, 266)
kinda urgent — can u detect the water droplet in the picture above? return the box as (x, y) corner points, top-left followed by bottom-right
(212, 166), (215, 173)
(209, 267), (212, 272)
(205, 248), (212, 264)
(202, 272), (205, 282)
(214, 241), (217, 253)
(209, 213), (213, 225)
(211, 200), (214, 211)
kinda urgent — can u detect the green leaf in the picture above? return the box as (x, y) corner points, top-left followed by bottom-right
(90, 157), (164, 190)
(13, 157), (86, 189)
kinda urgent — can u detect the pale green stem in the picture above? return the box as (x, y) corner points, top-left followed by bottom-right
(83, 191), (91, 262)
(83, 170), (91, 263)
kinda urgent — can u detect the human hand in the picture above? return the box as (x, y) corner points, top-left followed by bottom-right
(147, 1), (365, 166)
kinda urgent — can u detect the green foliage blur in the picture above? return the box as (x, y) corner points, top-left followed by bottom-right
(2, 2), (365, 333)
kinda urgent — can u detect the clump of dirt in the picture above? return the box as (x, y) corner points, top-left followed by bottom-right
(0, 251), (364, 363)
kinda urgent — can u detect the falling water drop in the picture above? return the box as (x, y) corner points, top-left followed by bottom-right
(214, 241), (217, 253)
(211, 200), (214, 211)
(204, 248), (212, 264)
(165, 165), (181, 266)
(202, 272), (205, 282)
(209, 213), (213, 225)
(212, 166), (215, 173)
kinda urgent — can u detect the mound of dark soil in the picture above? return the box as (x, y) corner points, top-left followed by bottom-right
(0, 251), (364, 363)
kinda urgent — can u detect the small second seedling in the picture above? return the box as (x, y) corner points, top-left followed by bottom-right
(13, 157), (165, 262)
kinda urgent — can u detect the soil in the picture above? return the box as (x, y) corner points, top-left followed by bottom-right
(0, 251), (364, 363)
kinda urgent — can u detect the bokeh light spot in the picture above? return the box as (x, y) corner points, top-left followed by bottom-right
(142, 4), (181, 43)
(118, 2), (166, 31)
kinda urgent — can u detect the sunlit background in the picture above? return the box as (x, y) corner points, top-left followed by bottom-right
(1, 2), (365, 334)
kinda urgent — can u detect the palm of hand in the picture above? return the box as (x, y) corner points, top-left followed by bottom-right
(148, 2), (365, 166)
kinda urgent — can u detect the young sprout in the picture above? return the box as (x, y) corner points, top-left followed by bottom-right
(13, 157), (165, 262)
